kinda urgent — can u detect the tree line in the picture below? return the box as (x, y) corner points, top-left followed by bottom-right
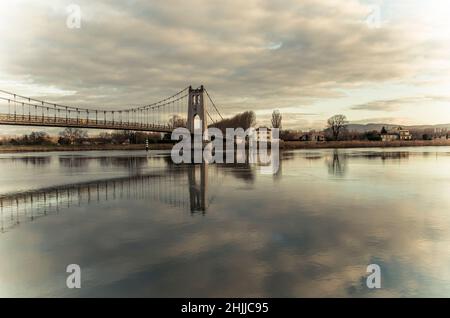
(2, 110), (446, 146)
(0, 128), (165, 146)
(210, 111), (256, 132)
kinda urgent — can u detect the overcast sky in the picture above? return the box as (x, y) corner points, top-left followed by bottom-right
(1, 0), (450, 134)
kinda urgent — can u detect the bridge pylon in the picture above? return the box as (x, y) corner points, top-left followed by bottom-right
(187, 85), (207, 136)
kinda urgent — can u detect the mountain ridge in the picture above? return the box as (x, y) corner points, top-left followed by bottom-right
(346, 123), (450, 133)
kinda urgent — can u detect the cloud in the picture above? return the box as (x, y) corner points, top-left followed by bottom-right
(349, 117), (410, 125)
(0, 0), (449, 133)
(0, 2), (440, 105)
(350, 96), (450, 112)
(255, 111), (324, 130)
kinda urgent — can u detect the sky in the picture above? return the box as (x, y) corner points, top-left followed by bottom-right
(1, 0), (450, 134)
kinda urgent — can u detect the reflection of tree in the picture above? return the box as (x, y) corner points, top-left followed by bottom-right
(358, 151), (410, 161)
(217, 163), (255, 183)
(380, 152), (409, 161)
(12, 156), (51, 166)
(98, 156), (148, 169)
(59, 156), (90, 168)
(59, 156), (151, 170)
(273, 152), (282, 182)
(326, 150), (347, 177)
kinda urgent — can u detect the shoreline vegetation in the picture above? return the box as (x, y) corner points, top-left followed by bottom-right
(281, 139), (450, 149)
(1, 139), (450, 153)
(0, 143), (174, 153)
(1, 113), (449, 154)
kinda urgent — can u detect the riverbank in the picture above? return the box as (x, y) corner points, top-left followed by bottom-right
(0, 143), (174, 153)
(281, 139), (450, 149)
(1, 139), (450, 153)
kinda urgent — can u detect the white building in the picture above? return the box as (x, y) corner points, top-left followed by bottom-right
(381, 126), (412, 141)
(255, 127), (278, 142)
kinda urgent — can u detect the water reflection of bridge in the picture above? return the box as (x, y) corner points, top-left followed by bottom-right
(0, 164), (209, 233)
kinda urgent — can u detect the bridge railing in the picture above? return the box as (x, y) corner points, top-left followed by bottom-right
(0, 113), (178, 132)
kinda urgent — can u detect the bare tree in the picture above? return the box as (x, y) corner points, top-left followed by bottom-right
(271, 110), (282, 129)
(168, 115), (187, 128)
(59, 128), (88, 145)
(240, 111), (256, 129)
(212, 111), (256, 132)
(327, 114), (348, 141)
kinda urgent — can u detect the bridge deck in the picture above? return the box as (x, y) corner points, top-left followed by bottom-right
(0, 113), (175, 132)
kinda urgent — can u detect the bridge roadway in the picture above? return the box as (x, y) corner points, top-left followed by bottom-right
(0, 113), (174, 133)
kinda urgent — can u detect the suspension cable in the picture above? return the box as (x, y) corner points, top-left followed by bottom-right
(204, 89), (224, 121)
(206, 110), (215, 125)
(0, 87), (189, 113)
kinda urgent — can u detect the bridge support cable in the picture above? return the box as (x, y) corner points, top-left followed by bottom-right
(204, 88), (224, 123)
(0, 87), (190, 132)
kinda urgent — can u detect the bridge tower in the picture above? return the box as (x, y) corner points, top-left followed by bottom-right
(187, 85), (207, 135)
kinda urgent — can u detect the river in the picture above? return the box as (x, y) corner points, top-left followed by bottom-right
(0, 147), (449, 297)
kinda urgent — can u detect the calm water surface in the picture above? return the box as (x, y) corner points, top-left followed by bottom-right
(0, 147), (449, 297)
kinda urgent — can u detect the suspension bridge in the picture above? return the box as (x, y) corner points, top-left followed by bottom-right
(0, 85), (223, 134)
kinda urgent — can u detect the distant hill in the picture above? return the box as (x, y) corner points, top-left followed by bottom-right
(346, 123), (450, 133)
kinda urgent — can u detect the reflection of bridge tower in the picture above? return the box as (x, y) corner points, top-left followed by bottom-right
(187, 85), (207, 135)
(0, 163), (213, 233)
(188, 164), (207, 213)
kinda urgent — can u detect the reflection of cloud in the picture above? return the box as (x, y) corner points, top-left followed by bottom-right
(5, 196), (445, 297)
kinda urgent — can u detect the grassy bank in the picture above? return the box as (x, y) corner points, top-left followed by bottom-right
(1, 139), (450, 153)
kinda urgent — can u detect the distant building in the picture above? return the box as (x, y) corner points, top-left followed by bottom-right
(397, 127), (412, 140)
(381, 126), (412, 141)
(311, 132), (326, 142)
(255, 127), (277, 142)
(433, 128), (449, 140)
(300, 131), (326, 142)
(299, 134), (309, 141)
(381, 133), (398, 142)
